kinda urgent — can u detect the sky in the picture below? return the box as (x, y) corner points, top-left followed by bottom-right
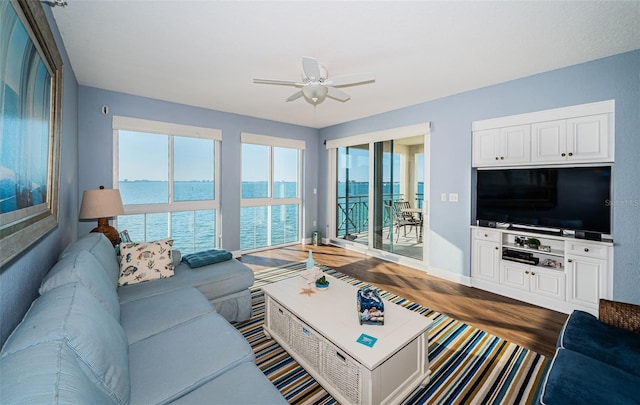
(119, 131), (298, 182)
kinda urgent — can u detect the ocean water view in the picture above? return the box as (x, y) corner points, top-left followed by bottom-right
(117, 180), (300, 253)
(116, 180), (423, 253)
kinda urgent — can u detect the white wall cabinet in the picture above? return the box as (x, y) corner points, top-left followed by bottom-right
(471, 226), (612, 315)
(530, 114), (610, 163)
(566, 114), (610, 162)
(473, 125), (530, 167)
(473, 100), (614, 167)
(530, 120), (566, 163)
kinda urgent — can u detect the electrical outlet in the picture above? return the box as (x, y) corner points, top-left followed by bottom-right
(441, 193), (447, 201)
(449, 193), (459, 202)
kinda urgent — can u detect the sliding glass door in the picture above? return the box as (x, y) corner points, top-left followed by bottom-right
(330, 130), (428, 263)
(336, 144), (369, 247)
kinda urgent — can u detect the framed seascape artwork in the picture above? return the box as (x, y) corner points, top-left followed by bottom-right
(0, 0), (63, 267)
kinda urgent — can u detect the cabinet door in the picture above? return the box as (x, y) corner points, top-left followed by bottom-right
(531, 120), (566, 163)
(566, 254), (606, 309)
(500, 125), (530, 164)
(472, 239), (500, 282)
(500, 261), (530, 291)
(566, 114), (610, 162)
(472, 129), (500, 167)
(530, 267), (565, 300)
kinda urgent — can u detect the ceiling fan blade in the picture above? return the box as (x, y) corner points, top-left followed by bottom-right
(327, 87), (351, 102)
(326, 72), (375, 87)
(286, 90), (304, 102)
(301, 57), (321, 81)
(253, 78), (302, 87)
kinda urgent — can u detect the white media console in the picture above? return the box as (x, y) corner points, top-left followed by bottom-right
(470, 100), (615, 316)
(471, 226), (612, 315)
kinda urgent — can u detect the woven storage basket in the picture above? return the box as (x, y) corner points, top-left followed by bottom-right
(599, 299), (640, 334)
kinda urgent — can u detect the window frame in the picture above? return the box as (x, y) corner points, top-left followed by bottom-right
(112, 116), (222, 247)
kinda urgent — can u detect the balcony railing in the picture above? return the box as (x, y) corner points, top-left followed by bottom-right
(337, 194), (406, 236)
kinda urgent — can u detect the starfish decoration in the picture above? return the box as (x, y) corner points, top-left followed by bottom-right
(299, 288), (316, 296)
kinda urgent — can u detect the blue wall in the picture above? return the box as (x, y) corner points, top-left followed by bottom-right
(319, 50), (640, 304)
(0, 7), (79, 345)
(77, 87), (320, 252)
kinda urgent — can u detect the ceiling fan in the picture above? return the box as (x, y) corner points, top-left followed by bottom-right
(253, 57), (375, 106)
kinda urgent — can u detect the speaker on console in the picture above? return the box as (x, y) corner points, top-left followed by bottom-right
(575, 231), (602, 241)
(478, 219), (496, 228)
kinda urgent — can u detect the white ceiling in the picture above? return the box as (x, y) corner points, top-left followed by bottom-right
(51, 1), (640, 129)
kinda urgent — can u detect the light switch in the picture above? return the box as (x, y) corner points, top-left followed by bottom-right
(441, 193), (447, 201)
(449, 193), (459, 202)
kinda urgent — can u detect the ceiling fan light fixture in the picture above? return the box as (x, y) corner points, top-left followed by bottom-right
(302, 83), (328, 104)
(254, 57), (375, 107)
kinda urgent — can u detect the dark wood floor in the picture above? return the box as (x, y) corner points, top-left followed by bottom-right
(240, 243), (567, 358)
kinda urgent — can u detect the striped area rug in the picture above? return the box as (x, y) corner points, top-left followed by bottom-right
(233, 262), (550, 404)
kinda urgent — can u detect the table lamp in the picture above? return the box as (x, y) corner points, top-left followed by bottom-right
(79, 185), (125, 246)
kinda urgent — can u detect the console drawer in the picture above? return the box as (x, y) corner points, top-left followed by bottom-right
(473, 228), (500, 243)
(565, 241), (608, 260)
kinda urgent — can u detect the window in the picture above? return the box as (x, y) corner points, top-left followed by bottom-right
(113, 117), (221, 254)
(240, 133), (304, 251)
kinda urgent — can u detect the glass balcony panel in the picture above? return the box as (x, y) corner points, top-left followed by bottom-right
(240, 206), (269, 250)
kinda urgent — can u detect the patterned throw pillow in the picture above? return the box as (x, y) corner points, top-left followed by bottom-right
(118, 239), (175, 286)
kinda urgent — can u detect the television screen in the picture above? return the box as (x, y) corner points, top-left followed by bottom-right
(476, 166), (611, 234)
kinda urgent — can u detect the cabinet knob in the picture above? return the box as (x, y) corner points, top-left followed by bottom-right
(584, 248), (589, 252)
(500, 156), (504, 160)
(495, 246), (499, 250)
(484, 234), (488, 237)
(525, 271), (530, 274)
(495, 157), (499, 160)
(531, 272), (536, 276)
(561, 153), (566, 157)
(568, 152), (573, 157)
(568, 259), (573, 263)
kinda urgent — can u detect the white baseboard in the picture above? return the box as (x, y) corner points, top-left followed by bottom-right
(230, 250), (242, 258)
(426, 266), (472, 286)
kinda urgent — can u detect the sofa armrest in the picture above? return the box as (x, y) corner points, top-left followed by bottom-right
(599, 299), (640, 334)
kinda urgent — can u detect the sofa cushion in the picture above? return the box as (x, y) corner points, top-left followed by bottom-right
(120, 287), (214, 344)
(171, 362), (287, 405)
(118, 259), (254, 304)
(1, 283), (130, 404)
(60, 233), (120, 286)
(40, 250), (120, 320)
(0, 341), (117, 404)
(128, 312), (255, 404)
(119, 239), (175, 286)
(540, 348), (640, 405)
(558, 310), (640, 377)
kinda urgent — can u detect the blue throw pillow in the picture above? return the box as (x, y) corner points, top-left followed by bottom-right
(182, 249), (232, 268)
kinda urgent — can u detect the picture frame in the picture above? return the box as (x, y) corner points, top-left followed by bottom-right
(0, 0), (63, 267)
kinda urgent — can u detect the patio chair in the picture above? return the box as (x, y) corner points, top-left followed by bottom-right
(392, 201), (420, 242)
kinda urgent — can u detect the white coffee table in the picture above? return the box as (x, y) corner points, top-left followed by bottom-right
(262, 273), (432, 405)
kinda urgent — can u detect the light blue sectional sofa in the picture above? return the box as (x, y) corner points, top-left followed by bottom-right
(0, 233), (287, 404)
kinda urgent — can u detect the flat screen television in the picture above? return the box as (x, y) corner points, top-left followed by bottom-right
(476, 166), (611, 235)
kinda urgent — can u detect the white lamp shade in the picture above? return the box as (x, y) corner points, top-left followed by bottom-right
(79, 188), (125, 219)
